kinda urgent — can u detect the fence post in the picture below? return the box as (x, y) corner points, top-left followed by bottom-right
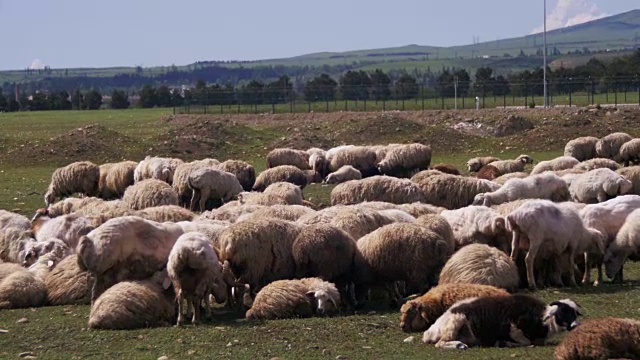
(503, 94), (506, 109)
(614, 80), (618, 106)
(569, 79), (572, 107)
(421, 85), (425, 111)
(326, 99), (329, 112)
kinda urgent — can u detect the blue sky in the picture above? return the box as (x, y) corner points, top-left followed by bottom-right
(0, 0), (636, 70)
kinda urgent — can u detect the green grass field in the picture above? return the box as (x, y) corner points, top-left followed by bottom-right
(1, 108), (640, 359)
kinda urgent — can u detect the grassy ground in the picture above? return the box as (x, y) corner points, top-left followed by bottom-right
(1, 107), (640, 359)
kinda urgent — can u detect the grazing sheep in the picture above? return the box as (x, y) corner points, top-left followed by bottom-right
(619, 138), (640, 167)
(0, 264), (47, 309)
(218, 218), (301, 293)
(188, 168), (244, 212)
(414, 214), (456, 253)
(574, 158), (621, 172)
(215, 160), (256, 192)
(430, 163), (461, 176)
(488, 155), (534, 175)
(262, 182), (304, 205)
(438, 244), (519, 291)
(98, 160), (137, 200)
(304, 169), (323, 184)
(199, 204), (264, 223)
(44, 255), (93, 305)
(564, 136), (598, 162)
(325, 165), (362, 184)
(492, 172), (529, 185)
(490, 199), (532, 215)
(168, 232), (227, 325)
(506, 200), (605, 289)
(466, 156), (501, 173)
(0, 210), (31, 231)
(399, 283), (509, 333)
(378, 208), (416, 223)
(0, 227), (36, 264)
(596, 132), (633, 161)
(245, 277), (340, 320)
(266, 148), (311, 170)
(172, 161), (216, 207)
(397, 203), (446, 217)
(410, 169), (448, 183)
(32, 213), (94, 250)
(569, 168), (632, 203)
(252, 165), (308, 192)
(307, 148), (329, 177)
(88, 270), (175, 330)
(133, 156), (175, 184)
(423, 295), (582, 349)
(377, 143), (432, 178)
(414, 173), (501, 210)
(122, 179), (180, 211)
(473, 172), (570, 207)
(176, 220), (230, 251)
(331, 176), (426, 206)
(617, 166), (640, 195)
(237, 192), (288, 206)
(440, 206), (510, 253)
(476, 165), (502, 180)
(135, 205), (195, 223)
(357, 223), (452, 302)
(299, 206), (393, 241)
(235, 205), (314, 223)
(76, 216), (184, 303)
(44, 161), (100, 206)
(603, 208), (640, 282)
(328, 146), (379, 178)
(554, 317), (640, 360)
(530, 156), (580, 175)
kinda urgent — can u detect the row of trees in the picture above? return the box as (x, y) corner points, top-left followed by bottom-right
(0, 89), (130, 112)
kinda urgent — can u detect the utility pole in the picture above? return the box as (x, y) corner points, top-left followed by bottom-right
(543, 0), (548, 108)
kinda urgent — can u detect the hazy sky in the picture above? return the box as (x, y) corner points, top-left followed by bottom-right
(0, 0), (636, 70)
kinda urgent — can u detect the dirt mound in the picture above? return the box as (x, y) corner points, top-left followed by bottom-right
(493, 115), (535, 137)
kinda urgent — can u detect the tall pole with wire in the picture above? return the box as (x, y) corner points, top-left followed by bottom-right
(543, 0), (548, 108)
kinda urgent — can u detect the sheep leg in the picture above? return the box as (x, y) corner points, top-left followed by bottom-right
(525, 245), (539, 291)
(204, 294), (212, 320)
(504, 323), (531, 347)
(581, 252), (591, 285)
(192, 298), (201, 325)
(510, 230), (520, 261)
(435, 314), (469, 350)
(199, 189), (210, 213)
(185, 300), (193, 321)
(190, 190), (200, 212)
(176, 295), (185, 326)
(567, 250), (578, 287)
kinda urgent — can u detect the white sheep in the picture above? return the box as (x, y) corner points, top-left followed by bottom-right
(564, 136), (598, 162)
(487, 155), (534, 174)
(439, 206), (509, 252)
(569, 168), (632, 203)
(188, 168), (244, 212)
(324, 165), (362, 184)
(134, 156), (176, 184)
(530, 156), (579, 175)
(473, 172), (570, 207)
(603, 208), (640, 282)
(33, 213), (94, 250)
(596, 132), (633, 161)
(466, 156), (501, 173)
(619, 138), (640, 167)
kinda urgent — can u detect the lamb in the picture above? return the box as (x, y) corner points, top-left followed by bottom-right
(399, 283), (509, 333)
(430, 163), (461, 176)
(88, 270), (175, 330)
(414, 173), (501, 210)
(573, 157), (621, 171)
(422, 295), (582, 349)
(554, 317), (640, 360)
(331, 176), (426, 206)
(324, 165), (362, 184)
(487, 155), (534, 174)
(218, 218), (301, 294)
(328, 146), (379, 178)
(564, 136), (598, 162)
(438, 244), (519, 291)
(473, 172), (570, 207)
(596, 132), (633, 161)
(0, 210), (31, 231)
(492, 172), (529, 185)
(133, 156), (175, 184)
(168, 232), (228, 325)
(356, 223), (452, 303)
(44, 161), (100, 206)
(603, 208), (640, 282)
(619, 138), (640, 167)
(568, 168), (632, 203)
(466, 156), (501, 173)
(76, 216), (185, 302)
(252, 165), (308, 192)
(135, 205), (195, 223)
(617, 166), (640, 195)
(245, 277), (340, 320)
(122, 178), (180, 210)
(377, 143), (432, 178)
(506, 200), (605, 289)
(188, 168), (244, 212)
(44, 255), (93, 305)
(266, 148), (311, 170)
(439, 206), (510, 253)
(530, 156), (580, 175)
(214, 160), (256, 192)
(32, 212), (94, 249)
(0, 264), (47, 309)
(476, 165), (503, 180)
(98, 160), (137, 200)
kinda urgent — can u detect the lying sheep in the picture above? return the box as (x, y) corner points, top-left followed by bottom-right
(0, 264), (47, 309)
(0, 210), (31, 232)
(430, 163), (460, 176)
(22, 238), (72, 268)
(619, 138), (640, 167)
(328, 146), (379, 178)
(488, 155), (534, 174)
(88, 270), (175, 330)
(98, 160), (137, 200)
(331, 176), (426, 206)
(252, 165), (307, 192)
(438, 244), (519, 291)
(574, 157), (621, 172)
(76, 216), (184, 302)
(410, 170), (448, 183)
(569, 168), (632, 203)
(266, 148), (311, 170)
(325, 165), (362, 184)
(215, 160), (256, 192)
(399, 283), (509, 333)
(554, 317), (640, 360)
(135, 205), (195, 223)
(530, 156), (579, 175)
(0, 227), (36, 264)
(492, 172), (528, 185)
(44, 161), (100, 206)
(473, 172), (570, 207)
(603, 208), (640, 282)
(32, 212), (94, 250)
(44, 255), (93, 306)
(476, 165), (502, 180)
(596, 132), (633, 161)
(188, 168), (244, 212)
(414, 173), (501, 210)
(168, 232), (227, 325)
(440, 206), (510, 252)
(564, 136), (598, 162)
(122, 179), (180, 210)
(617, 166), (640, 195)
(245, 277), (340, 320)
(466, 156), (501, 173)
(377, 143), (432, 178)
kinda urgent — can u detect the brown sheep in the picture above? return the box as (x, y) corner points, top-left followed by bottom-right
(45, 161), (100, 206)
(413, 173), (500, 210)
(44, 255), (93, 305)
(215, 160), (256, 192)
(554, 317), (640, 360)
(122, 179), (180, 210)
(98, 161), (137, 200)
(430, 163), (461, 176)
(476, 164), (502, 180)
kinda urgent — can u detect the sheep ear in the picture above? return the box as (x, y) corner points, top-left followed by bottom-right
(162, 276), (172, 290)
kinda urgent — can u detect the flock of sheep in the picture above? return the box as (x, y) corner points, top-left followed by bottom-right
(1, 132), (640, 358)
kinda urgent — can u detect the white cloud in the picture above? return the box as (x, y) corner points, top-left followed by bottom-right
(530, 0), (608, 34)
(29, 59), (45, 70)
